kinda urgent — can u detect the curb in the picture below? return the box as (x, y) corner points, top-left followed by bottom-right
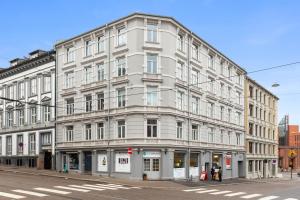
(0, 168), (183, 190)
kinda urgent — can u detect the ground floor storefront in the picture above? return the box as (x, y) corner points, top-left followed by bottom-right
(0, 151), (55, 170)
(0, 156), (38, 168)
(246, 158), (278, 179)
(56, 147), (245, 180)
(0, 128), (55, 170)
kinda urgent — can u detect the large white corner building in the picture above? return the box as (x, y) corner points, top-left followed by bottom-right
(55, 13), (246, 180)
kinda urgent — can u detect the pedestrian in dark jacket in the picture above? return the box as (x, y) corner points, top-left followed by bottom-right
(211, 167), (215, 180)
(219, 167), (222, 182)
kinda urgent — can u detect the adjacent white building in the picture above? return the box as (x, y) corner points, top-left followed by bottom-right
(0, 50), (55, 169)
(245, 77), (279, 178)
(55, 13), (246, 180)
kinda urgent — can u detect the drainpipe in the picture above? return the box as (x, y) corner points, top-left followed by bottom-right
(107, 24), (112, 177)
(186, 31), (192, 180)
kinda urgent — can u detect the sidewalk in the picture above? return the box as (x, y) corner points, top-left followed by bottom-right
(0, 166), (184, 189)
(0, 166), (295, 189)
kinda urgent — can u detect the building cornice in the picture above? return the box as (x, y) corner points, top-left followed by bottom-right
(0, 50), (55, 80)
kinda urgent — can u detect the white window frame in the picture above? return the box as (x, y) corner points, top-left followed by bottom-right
(176, 62), (184, 80)
(6, 136), (12, 155)
(192, 124), (199, 141)
(18, 82), (25, 99)
(192, 44), (199, 60)
(85, 94), (92, 112)
(146, 119), (158, 138)
(116, 57), (126, 76)
(117, 27), (126, 46)
(117, 120), (126, 138)
(85, 124), (92, 140)
(66, 126), (74, 142)
(97, 93), (104, 111)
(117, 88), (126, 108)
(66, 98), (74, 115)
(176, 122), (183, 139)
(84, 66), (93, 84)
(147, 53), (158, 74)
(18, 108), (24, 126)
(147, 86), (158, 106)
(147, 23), (158, 43)
(191, 96), (199, 115)
(43, 76), (51, 92)
(30, 106), (37, 124)
(28, 133), (36, 155)
(97, 35), (105, 52)
(30, 78), (37, 96)
(85, 40), (92, 57)
(66, 47), (75, 63)
(177, 91), (184, 110)
(43, 104), (51, 122)
(97, 63), (105, 81)
(65, 71), (74, 89)
(97, 122), (104, 140)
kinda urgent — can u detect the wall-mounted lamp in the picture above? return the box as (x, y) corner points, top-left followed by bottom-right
(164, 148), (168, 154)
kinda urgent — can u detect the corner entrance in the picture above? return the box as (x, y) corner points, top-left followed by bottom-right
(143, 151), (161, 180)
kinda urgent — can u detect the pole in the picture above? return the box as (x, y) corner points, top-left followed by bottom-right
(290, 158), (293, 179)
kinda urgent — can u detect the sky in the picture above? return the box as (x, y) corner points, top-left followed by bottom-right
(0, 0), (299, 124)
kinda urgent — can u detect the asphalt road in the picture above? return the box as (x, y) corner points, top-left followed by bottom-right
(0, 171), (299, 200)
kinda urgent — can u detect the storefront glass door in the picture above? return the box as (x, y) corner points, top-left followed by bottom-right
(143, 158), (160, 179)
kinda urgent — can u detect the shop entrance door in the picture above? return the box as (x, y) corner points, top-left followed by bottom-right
(143, 158), (160, 180)
(84, 151), (92, 172)
(44, 151), (52, 170)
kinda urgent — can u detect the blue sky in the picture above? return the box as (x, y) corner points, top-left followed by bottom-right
(1, 0), (300, 124)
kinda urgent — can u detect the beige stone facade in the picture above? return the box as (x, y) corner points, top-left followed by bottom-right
(244, 77), (279, 178)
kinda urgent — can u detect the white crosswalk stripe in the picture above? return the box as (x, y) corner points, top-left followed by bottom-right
(196, 189), (218, 194)
(183, 188), (206, 192)
(258, 196), (279, 200)
(69, 185), (105, 191)
(210, 190), (232, 195)
(54, 186), (90, 192)
(84, 184), (118, 190)
(241, 194), (263, 199)
(13, 189), (48, 197)
(102, 184), (129, 189)
(34, 188), (71, 195)
(225, 192), (247, 197)
(0, 191), (26, 199)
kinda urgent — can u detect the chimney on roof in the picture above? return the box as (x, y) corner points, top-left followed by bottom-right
(10, 58), (25, 67)
(29, 49), (46, 59)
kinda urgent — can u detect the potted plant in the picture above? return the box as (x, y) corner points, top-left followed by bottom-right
(143, 173), (147, 180)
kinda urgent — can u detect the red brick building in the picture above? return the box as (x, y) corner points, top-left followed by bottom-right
(279, 125), (300, 170)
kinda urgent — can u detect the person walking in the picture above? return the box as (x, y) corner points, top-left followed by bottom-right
(218, 167), (222, 182)
(211, 167), (215, 181)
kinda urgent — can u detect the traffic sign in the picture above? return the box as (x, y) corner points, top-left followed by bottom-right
(288, 150), (297, 158)
(127, 147), (132, 155)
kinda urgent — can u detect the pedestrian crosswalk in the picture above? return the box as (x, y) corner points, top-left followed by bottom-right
(183, 187), (299, 200)
(0, 183), (140, 199)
